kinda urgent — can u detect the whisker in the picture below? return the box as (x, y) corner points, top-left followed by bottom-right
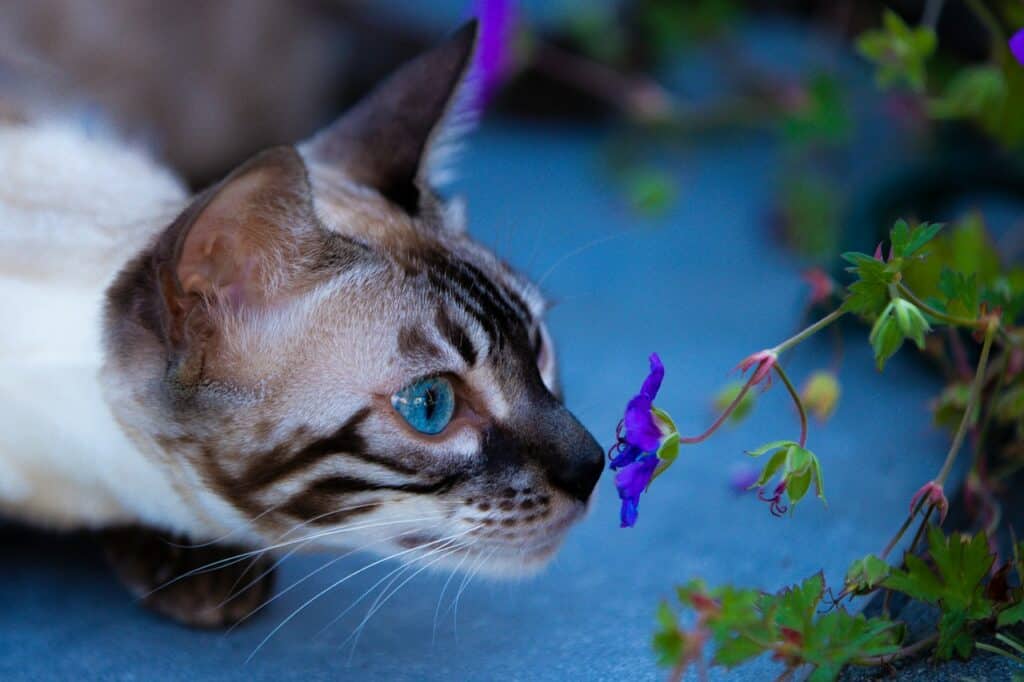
(163, 501), (285, 549)
(451, 547), (496, 644)
(224, 525), (430, 636)
(215, 500), (387, 609)
(144, 515), (446, 599)
(536, 231), (635, 288)
(315, 537), (464, 641)
(344, 543), (464, 662)
(246, 526), (480, 662)
(432, 547), (471, 646)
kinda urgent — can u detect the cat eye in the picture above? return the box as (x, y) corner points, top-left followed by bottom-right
(391, 376), (456, 435)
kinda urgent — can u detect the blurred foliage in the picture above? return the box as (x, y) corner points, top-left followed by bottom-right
(556, 0), (1024, 676)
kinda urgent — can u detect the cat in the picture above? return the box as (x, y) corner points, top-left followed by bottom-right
(0, 21), (604, 628)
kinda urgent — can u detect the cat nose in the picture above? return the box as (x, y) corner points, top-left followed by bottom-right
(544, 409), (604, 503)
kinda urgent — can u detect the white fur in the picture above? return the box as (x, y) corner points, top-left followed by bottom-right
(0, 118), (205, 534)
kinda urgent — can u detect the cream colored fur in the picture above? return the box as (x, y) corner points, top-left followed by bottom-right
(0, 117), (205, 534)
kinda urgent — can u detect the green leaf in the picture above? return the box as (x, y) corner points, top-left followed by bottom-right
(653, 601), (685, 667)
(930, 65), (1008, 120)
(998, 601), (1024, 628)
(932, 382), (972, 430)
(855, 10), (936, 92)
(787, 469), (813, 506)
(994, 386), (1024, 423)
(713, 635), (765, 667)
(884, 527), (996, 660)
(845, 555), (892, 594)
(752, 447), (788, 488)
(811, 455), (827, 504)
(900, 221), (944, 259)
(747, 440), (798, 457)
(781, 73), (852, 148)
(622, 167), (677, 216)
(786, 445), (813, 475)
(842, 253), (895, 317)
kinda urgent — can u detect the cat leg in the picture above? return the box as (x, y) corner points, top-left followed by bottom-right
(103, 526), (276, 628)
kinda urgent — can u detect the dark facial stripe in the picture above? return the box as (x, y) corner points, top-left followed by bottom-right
(238, 408), (372, 490)
(306, 472), (463, 497)
(397, 324), (443, 362)
(277, 497), (380, 526)
(457, 259), (532, 329)
(428, 270), (501, 347)
(435, 307), (478, 366)
(276, 471), (464, 521)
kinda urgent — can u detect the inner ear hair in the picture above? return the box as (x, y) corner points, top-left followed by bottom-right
(153, 146), (323, 352)
(302, 20), (479, 215)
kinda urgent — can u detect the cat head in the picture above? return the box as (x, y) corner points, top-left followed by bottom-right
(103, 22), (604, 576)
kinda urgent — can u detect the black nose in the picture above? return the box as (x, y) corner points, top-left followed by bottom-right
(542, 409), (605, 503)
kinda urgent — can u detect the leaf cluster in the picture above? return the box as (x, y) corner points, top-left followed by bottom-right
(855, 10), (936, 92)
(747, 440), (826, 509)
(655, 574), (900, 681)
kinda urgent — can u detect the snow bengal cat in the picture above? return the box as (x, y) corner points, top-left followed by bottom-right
(0, 21), (604, 627)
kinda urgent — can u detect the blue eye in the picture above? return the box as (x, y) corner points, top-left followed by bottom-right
(391, 376), (456, 435)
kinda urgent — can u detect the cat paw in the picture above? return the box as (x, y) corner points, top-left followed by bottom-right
(103, 526), (276, 629)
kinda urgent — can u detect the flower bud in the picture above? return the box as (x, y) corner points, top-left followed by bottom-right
(801, 370), (840, 421)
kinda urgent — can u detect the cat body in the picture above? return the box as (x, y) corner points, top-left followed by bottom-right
(0, 119), (197, 532)
(0, 23), (604, 627)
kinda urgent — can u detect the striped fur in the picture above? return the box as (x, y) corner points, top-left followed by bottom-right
(96, 23), (603, 583)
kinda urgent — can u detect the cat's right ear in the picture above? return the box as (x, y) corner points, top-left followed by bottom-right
(152, 146), (324, 354)
(301, 21), (479, 214)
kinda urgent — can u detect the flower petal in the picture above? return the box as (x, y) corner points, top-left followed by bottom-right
(615, 455), (659, 500)
(615, 456), (658, 528)
(1011, 28), (1024, 67)
(640, 353), (665, 400)
(624, 395), (663, 451)
(620, 498), (639, 528)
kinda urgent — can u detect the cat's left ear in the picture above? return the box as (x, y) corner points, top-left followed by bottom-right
(302, 20), (478, 214)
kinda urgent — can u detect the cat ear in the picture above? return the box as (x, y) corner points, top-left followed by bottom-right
(302, 20), (479, 213)
(156, 146), (321, 349)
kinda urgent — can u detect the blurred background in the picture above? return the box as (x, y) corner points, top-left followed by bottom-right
(3, 1), (1024, 679)
(3, 0), (1023, 247)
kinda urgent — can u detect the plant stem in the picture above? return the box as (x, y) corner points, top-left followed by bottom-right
(971, 350), (1009, 473)
(936, 322), (998, 485)
(852, 633), (939, 666)
(678, 308), (842, 445)
(880, 498), (927, 560)
(679, 380), (755, 445)
(922, 0), (946, 28)
(963, 0), (1008, 52)
(772, 309), (846, 355)
(774, 365), (808, 448)
(908, 505), (936, 556)
(896, 282), (982, 330)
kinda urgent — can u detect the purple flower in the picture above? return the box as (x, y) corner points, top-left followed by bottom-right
(1011, 29), (1024, 67)
(610, 354), (667, 527)
(615, 455), (658, 527)
(728, 463), (760, 494)
(470, 0), (519, 110)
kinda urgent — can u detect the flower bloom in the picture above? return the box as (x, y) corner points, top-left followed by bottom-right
(610, 353), (669, 527)
(801, 370), (840, 421)
(470, 0), (519, 110)
(910, 480), (948, 522)
(736, 349), (778, 388)
(1011, 29), (1024, 67)
(802, 268), (835, 306)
